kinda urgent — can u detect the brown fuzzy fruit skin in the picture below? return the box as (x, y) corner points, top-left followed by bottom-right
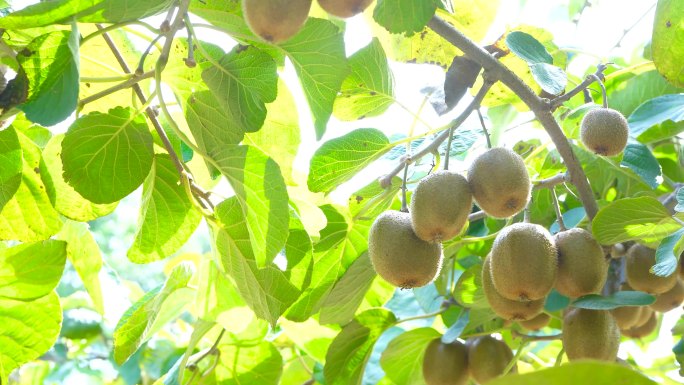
(467, 147), (531, 218)
(482, 256), (545, 320)
(423, 339), (469, 385)
(368, 210), (442, 288)
(519, 313), (551, 331)
(467, 336), (515, 384)
(622, 311), (658, 338)
(580, 107), (629, 156)
(611, 305), (642, 330)
(650, 280), (684, 312)
(410, 170), (473, 243)
(490, 223), (557, 301)
(626, 244), (678, 294)
(562, 308), (620, 362)
(318, 0), (374, 17)
(554, 228), (608, 298)
(243, 0), (312, 43)
(634, 306), (653, 328)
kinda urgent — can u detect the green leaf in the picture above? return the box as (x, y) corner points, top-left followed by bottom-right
(280, 18), (349, 139)
(61, 107), (154, 204)
(606, 70), (683, 117)
(454, 264), (488, 309)
(333, 38), (394, 121)
(60, 308), (102, 339)
(571, 291), (655, 310)
(314, 204), (349, 253)
(42, 134), (117, 222)
(128, 154), (202, 263)
(349, 177), (402, 220)
(75, 0), (175, 23)
(652, 0), (684, 87)
(308, 129), (391, 193)
(202, 45), (278, 133)
(55, 221), (105, 314)
(442, 308), (470, 342)
(592, 197), (682, 244)
(529, 62), (567, 95)
(324, 309), (397, 385)
(0, 126), (22, 212)
(0, 240), (66, 300)
(215, 341), (283, 385)
(620, 142), (662, 189)
(574, 144), (652, 198)
(211, 145), (289, 267)
(380, 328), (440, 385)
(0, 292), (62, 383)
(653, 228), (684, 277)
(486, 362), (656, 385)
(373, 0), (437, 35)
(319, 253), (377, 325)
(0, 129), (62, 242)
(505, 31), (553, 64)
(545, 289), (570, 312)
(628, 94), (684, 137)
(18, 29), (79, 126)
(676, 187), (684, 212)
(281, 318), (339, 363)
(113, 262), (195, 365)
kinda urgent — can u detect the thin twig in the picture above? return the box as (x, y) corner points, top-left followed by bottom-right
(401, 164), (409, 212)
(396, 308), (447, 324)
(590, 74), (608, 108)
(512, 330), (562, 341)
(78, 70), (155, 107)
(550, 64), (607, 109)
(611, 2), (657, 50)
(476, 108), (491, 149)
(550, 188), (567, 232)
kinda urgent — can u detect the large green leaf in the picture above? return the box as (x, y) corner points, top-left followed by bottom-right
(0, 292), (62, 384)
(333, 38), (395, 121)
(0, 126), (22, 212)
(76, 0), (175, 23)
(572, 291), (655, 310)
(324, 309), (396, 385)
(113, 262), (195, 364)
(380, 328), (440, 385)
(308, 129), (391, 193)
(42, 134), (117, 222)
(128, 154), (202, 263)
(506, 31), (553, 64)
(280, 18), (349, 139)
(18, 29), (79, 126)
(61, 107), (154, 204)
(55, 221), (105, 314)
(628, 94), (684, 137)
(574, 144), (652, 198)
(373, 0), (438, 35)
(653, 228), (684, 277)
(653, 0), (684, 87)
(620, 142), (662, 189)
(0, 240), (66, 300)
(606, 70), (683, 117)
(214, 341), (283, 385)
(487, 362), (656, 385)
(592, 197), (682, 244)
(319, 253), (377, 325)
(202, 45), (278, 133)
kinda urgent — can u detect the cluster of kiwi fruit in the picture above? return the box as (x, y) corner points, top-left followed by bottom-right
(423, 335), (515, 385)
(579, 106), (629, 157)
(369, 147), (531, 288)
(242, 0), (375, 43)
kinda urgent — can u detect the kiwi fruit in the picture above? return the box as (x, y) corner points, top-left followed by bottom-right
(610, 284), (642, 329)
(554, 228), (608, 298)
(650, 279), (684, 312)
(579, 107), (629, 156)
(410, 170), (473, 243)
(634, 306), (653, 328)
(482, 255), (545, 321)
(467, 147), (531, 218)
(467, 336), (515, 383)
(490, 223), (557, 301)
(243, 0), (312, 43)
(626, 244), (678, 294)
(519, 313), (551, 331)
(562, 308), (620, 362)
(622, 311), (658, 338)
(318, 0), (374, 18)
(368, 210), (442, 288)
(423, 339), (469, 385)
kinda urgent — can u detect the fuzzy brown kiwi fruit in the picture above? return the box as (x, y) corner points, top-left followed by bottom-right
(317, 0), (374, 18)
(368, 210), (442, 288)
(579, 107), (629, 156)
(610, 284), (642, 329)
(410, 170), (472, 243)
(519, 313), (551, 331)
(467, 336), (515, 383)
(490, 223), (557, 301)
(482, 255), (545, 321)
(467, 147), (531, 218)
(650, 280), (684, 312)
(622, 311), (658, 338)
(423, 339), (469, 385)
(554, 228), (608, 298)
(562, 308), (620, 362)
(626, 244), (678, 294)
(243, 0), (312, 43)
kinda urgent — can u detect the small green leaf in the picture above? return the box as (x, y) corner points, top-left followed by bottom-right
(620, 142), (662, 189)
(454, 264), (488, 308)
(676, 187), (684, 212)
(592, 197), (681, 244)
(0, 240), (66, 300)
(60, 308), (102, 340)
(442, 309), (470, 343)
(0, 292), (62, 383)
(0, 126), (22, 212)
(61, 107), (154, 204)
(572, 291), (655, 310)
(373, 0), (438, 35)
(544, 289), (570, 312)
(486, 362), (656, 385)
(628, 94), (684, 137)
(324, 308), (397, 385)
(215, 341), (283, 385)
(652, 0), (684, 87)
(506, 31), (553, 64)
(349, 177), (402, 220)
(76, 0), (175, 23)
(380, 328), (440, 385)
(529, 62), (567, 95)
(308, 128), (391, 193)
(653, 228), (684, 277)
(319, 253), (377, 325)
(128, 154), (202, 263)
